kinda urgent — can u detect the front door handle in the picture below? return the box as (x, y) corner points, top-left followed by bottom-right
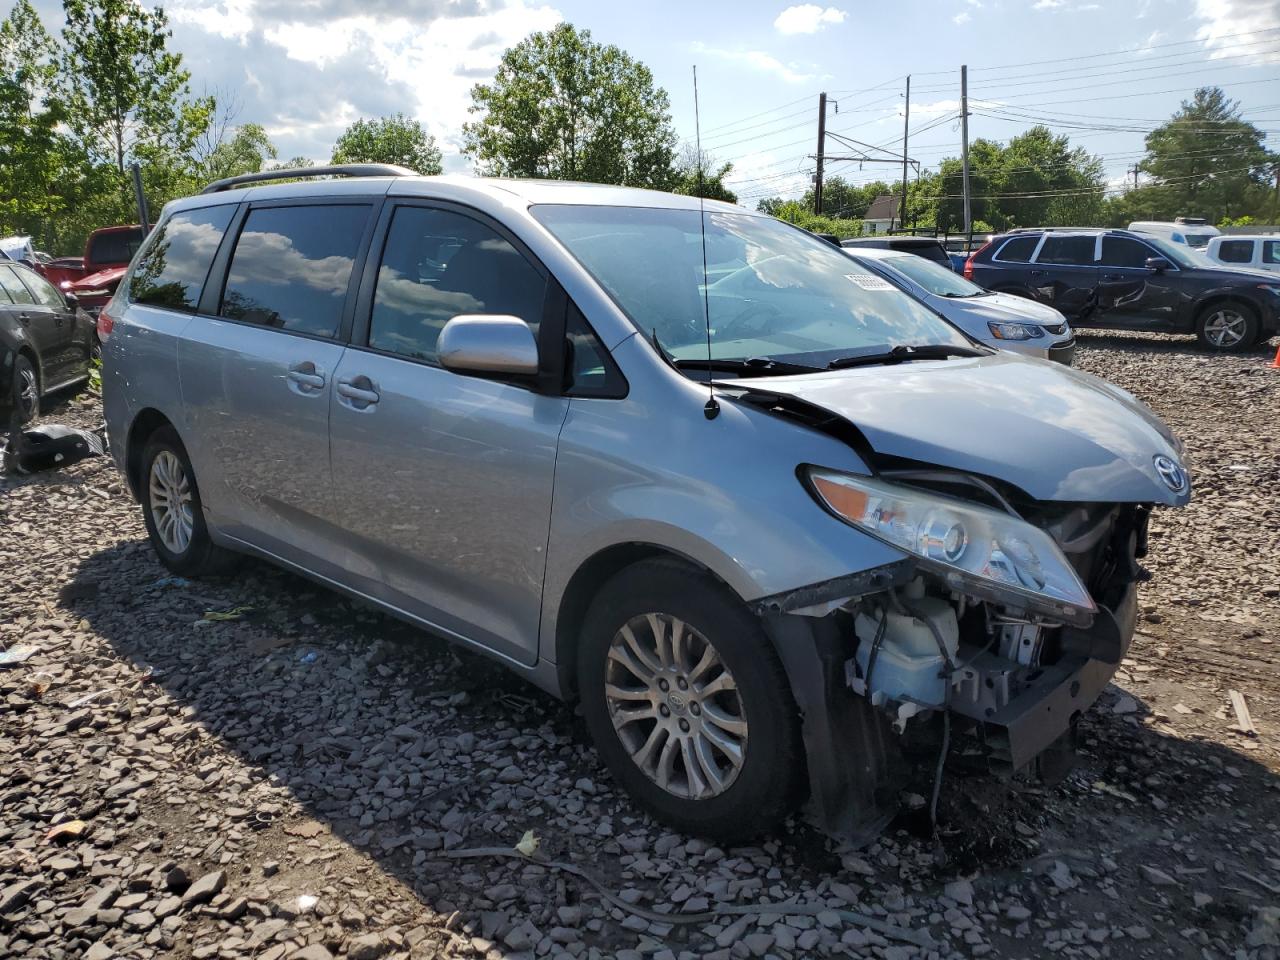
(336, 376), (380, 410)
(287, 361), (326, 394)
(18, 313), (30, 325)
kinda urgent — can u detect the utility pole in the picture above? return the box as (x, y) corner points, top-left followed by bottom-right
(898, 75), (910, 234)
(1129, 164), (1140, 190)
(814, 92), (827, 215)
(960, 65), (971, 241)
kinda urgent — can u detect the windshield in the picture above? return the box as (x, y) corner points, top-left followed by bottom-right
(1183, 233), (1216, 249)
(880, 253), (987, 298)
(532, 205), (971, 366)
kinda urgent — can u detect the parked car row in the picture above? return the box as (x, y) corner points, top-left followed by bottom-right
(100, 166), (1192, 840)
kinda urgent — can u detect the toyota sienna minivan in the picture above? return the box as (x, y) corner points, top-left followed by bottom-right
(101, 166), (1190, 841)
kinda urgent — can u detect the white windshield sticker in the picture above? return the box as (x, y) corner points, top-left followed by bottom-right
(845, 273), (894, 291)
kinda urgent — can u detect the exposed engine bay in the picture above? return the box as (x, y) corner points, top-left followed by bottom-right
(758, 486), (1150, 840)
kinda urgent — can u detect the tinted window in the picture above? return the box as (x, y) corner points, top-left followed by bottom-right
(1036, 235), (1096, 266)
(1264, 240), (1280, 265)
(994, 235), (1038, 262)
(130, 206), (235, 311)
(88, 229), (144, 266)
(1101, 236), (1159, 269)
(1216, 239), (1254, 264)
(221, 205), (369, 338)
(0, 265), (35, 304)
(18, 268), (64, 307)
(894, 241), (950, 267)
(369, 206), (545, 362)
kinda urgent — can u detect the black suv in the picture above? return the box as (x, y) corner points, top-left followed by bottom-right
(965, 228), (1280, 352)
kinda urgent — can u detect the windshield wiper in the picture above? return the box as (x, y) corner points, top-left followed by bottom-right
(826, 343), (986, 370)
(672, 356), (824, 376)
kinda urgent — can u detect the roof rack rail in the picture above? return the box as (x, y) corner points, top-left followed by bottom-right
(1006, 225), (1104, 234)
(200, 163), (417, 195)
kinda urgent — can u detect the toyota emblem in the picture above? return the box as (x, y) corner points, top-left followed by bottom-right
(1153, 455), (1188, 493)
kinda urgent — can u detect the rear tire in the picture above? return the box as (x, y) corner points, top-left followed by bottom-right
(1195, 302), (1258, 352)
(577, 559), (802, 842)
(140, 426), (235, 577)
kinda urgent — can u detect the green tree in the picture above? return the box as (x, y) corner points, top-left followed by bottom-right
(199, 122), (277, 183)
(331, 113), (442, 175)
(670, 145), (736, 203)
(0, 0), (71, 248)
(931, 126), (1104, 232)
(463, 23), (678, 188)
(800, 177), (893, 220)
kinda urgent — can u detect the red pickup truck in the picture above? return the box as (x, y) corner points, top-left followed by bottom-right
(66, 225), (146, 315)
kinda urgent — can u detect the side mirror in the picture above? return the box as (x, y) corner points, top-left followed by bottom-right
(64, 291), (80, 308)
(1145, 257), (1171, 273)
(438, 314), (539, 377)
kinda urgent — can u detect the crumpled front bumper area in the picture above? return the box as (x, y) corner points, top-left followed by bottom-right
(949, 577), (1137, 772)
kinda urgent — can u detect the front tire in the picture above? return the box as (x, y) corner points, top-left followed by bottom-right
(140, 426), (235, 577)
(12, 354), (39, 425)
(1196, 302), (1258, 352)
(577, 559), (802, 841)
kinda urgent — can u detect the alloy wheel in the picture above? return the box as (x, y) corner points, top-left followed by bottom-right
(604, 612), (748, 800)
(17, 365), (38, 418)
(1202, 309), (1248, 348)
(149, 450), (194, 554)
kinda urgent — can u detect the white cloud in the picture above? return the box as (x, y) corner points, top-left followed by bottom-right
(953, 11), (972, 23)
(692, 42), (818, 85)
(773, 4), (847, 34)
(911, 98), (963, 116)
(1196, 0), (1280, 64)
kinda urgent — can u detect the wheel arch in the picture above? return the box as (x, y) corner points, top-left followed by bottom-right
(125, 407), (177, 501)
(1193, 292), (1262, 325)
(551, 542), (741, 703)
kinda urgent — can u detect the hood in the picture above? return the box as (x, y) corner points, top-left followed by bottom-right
(727, 351), (1189, 505)
(933, 291), (1068, 328)
(70, 265), (127, 291)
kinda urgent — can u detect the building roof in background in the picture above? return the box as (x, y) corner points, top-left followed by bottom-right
(863, 195), (899, 222)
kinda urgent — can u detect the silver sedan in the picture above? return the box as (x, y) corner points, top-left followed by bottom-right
(844, 246), (1077, 364)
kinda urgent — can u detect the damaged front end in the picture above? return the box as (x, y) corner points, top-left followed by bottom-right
(757, 471), (1151, 841)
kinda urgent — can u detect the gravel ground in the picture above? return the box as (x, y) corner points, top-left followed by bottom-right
(2, 330), (1279, 960)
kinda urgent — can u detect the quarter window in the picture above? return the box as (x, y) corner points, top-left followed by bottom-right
(130, 205), (235, 312)
(220, 205), (370, 338)
(1264, 240), (1280, 265)
(0, 265), (35, 304)
(1216, 239), (1254, 264)
(993, 235), (1038, 262)
(1100, 236), (1159, 269)
(369, 206), (546, 363)
(1035, 235), (1096, 266)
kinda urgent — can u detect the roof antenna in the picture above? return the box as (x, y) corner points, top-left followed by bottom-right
(693, 65), (719, 421)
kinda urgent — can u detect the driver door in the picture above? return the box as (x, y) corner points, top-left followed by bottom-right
(327, 202), (569, 665)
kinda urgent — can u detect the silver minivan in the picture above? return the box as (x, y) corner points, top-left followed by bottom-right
(101, 167), (1191, 841)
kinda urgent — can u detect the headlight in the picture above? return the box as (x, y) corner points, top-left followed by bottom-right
(805, 468), (1095, 622)
(987, 321), (1043, 340)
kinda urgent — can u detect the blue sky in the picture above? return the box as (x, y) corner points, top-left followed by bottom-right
(30, 0), (1280, 204)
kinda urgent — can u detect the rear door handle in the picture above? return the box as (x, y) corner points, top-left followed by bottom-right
(336, 377), (380, 410)
(287, 361), (326, 394)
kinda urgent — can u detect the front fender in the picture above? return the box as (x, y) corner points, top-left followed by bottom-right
(539, 337), (909, 667)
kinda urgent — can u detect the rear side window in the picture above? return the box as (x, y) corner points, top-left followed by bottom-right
(130, 205), (235, 312)
(368, 206), (546, 363)
(1264, 240), (1280, 265)
(0, 265), (35, 304)
(1036, 235), (1096, 266)
(993, 236), (1038, 262)
(18, 269), (64, 307)
(89, 229), (144, 266)
(220, 205), (370, 338)
(1216, 239), (1254, 264)
(1101, 236), (1159, 269)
